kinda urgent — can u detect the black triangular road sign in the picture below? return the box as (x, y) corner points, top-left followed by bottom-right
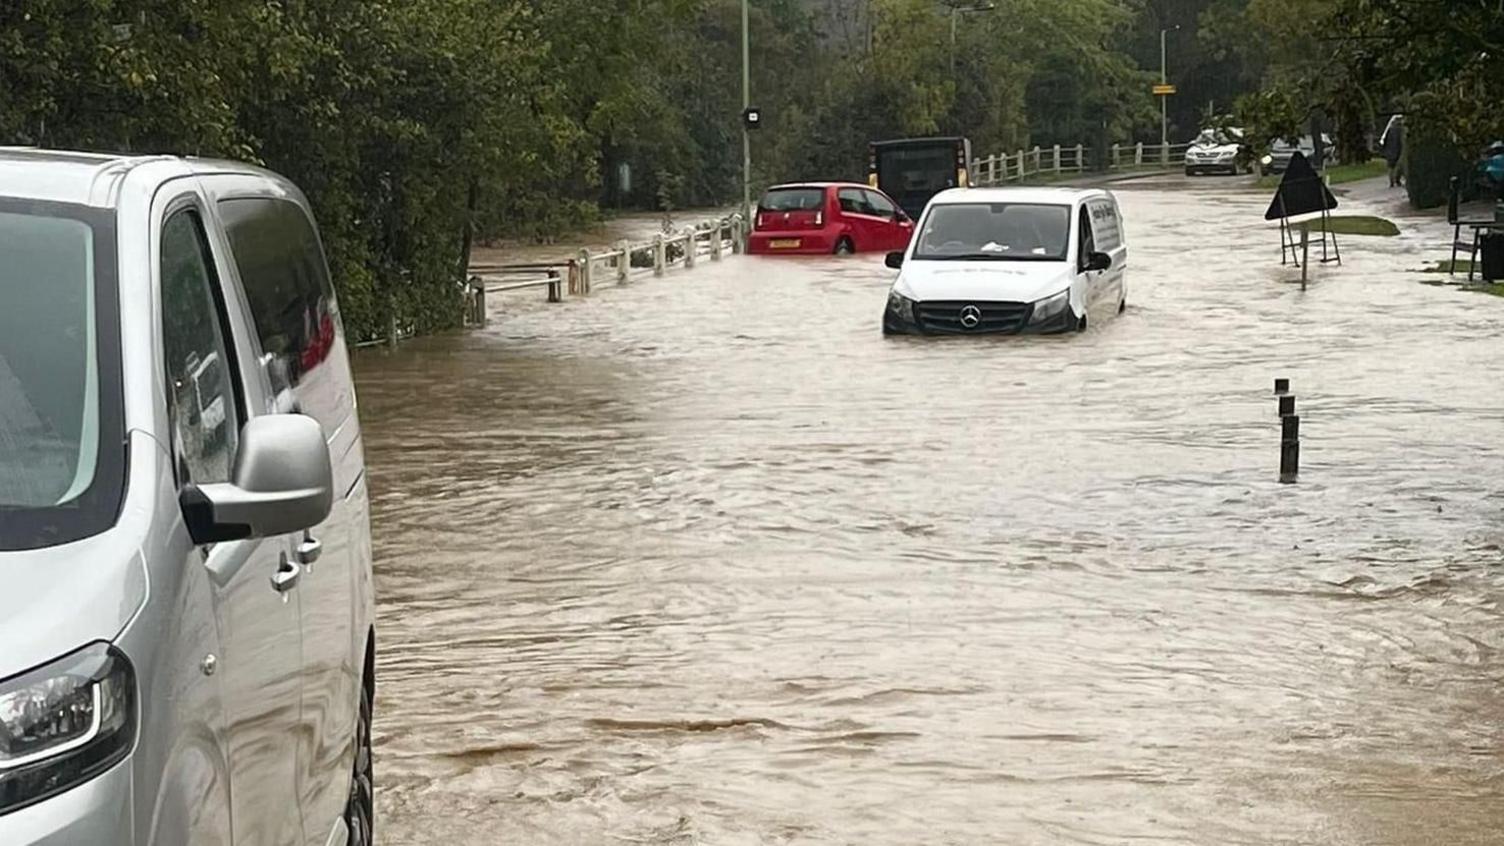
(1264, 152), (1338, 220)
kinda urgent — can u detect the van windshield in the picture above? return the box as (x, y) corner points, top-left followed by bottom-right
(914, 203), (1071, 261)
(0, 202), (125, 551)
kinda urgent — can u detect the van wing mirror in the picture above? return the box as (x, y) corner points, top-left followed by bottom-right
(181, 414), (333, 545)
(885, 251), (905, 269)
(1086, 251), (1113, 272)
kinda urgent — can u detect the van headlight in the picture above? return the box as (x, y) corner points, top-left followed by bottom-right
(1028, 289), (1071, 324)
(887, 289), (915, 323)
(0, 643), (136, 815)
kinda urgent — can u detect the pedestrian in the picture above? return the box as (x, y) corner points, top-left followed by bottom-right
(1380, 115), (1405, 187)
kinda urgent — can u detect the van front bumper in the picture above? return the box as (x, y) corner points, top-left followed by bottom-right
(0, 755), (133, 845)
(883, 298), (1078, 335)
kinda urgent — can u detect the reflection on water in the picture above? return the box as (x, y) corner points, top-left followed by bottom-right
(356, 178), (1504, 845)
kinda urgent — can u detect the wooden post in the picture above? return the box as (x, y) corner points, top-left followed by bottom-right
(385, 288), (398, 347)
(1300, 225), (1310, 289)
(684, 229), (698, 268)
(1015, 149), (1025, 180)
(1052, 144), (1061, 174)
(616, 240), (630, 283)
(1074, 144), (1085, 172)
(1279, 414), (1301, 483)
(731, 216), (744, 254)
(1033, 146), (1042, 175)
(1111, 143), (1120, 170)
(653, 234), (665, 276)
(547, 270), (562, 303)
(711, 224), (723, 261)
(471, 278), (486, 326)
(578, 248), (593, 295)
(1135, 141), (1144, 165)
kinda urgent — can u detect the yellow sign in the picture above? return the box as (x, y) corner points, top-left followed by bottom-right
(1153, 84), (1177, 96)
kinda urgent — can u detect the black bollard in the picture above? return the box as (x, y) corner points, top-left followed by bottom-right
(1279, 414), (1300, 484)
(1274, 378), (1290, 395)
(1278, 394), (1296, 417)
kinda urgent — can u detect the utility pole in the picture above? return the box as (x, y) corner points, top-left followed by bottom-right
(948, 3), (995, 76)
(742, 0), (751, 226)
(1160, 25), (1179, 163)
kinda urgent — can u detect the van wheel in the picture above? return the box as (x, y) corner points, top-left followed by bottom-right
(834, 237), (854, 255)
(1077, 313), (1088, 332)
(345, 650), (375, 846)
(1118, 296), (1126, 314)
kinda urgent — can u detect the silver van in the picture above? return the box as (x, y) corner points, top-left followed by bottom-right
(0, 149), (376, 846)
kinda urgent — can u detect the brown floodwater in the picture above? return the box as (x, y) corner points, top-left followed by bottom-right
(356, 176), (1504, 845)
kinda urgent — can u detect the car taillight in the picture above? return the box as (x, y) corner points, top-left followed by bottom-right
(815, 211), (824, 226)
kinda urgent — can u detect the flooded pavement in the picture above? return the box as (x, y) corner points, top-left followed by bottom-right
(356, 176), (1504, 845)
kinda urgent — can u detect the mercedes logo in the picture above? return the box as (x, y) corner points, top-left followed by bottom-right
(958, 305), (982, 329)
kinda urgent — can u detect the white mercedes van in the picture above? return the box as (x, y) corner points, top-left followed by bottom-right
(882, 187), (1128, 335)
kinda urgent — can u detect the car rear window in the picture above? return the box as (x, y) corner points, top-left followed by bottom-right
(759, 188), (825, 212)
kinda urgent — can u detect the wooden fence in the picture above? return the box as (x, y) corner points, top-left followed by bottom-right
(971, 142), (1193, 186)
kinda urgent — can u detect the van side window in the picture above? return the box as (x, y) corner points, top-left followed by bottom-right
(1090, 202), (1122, 251)
(160, 210), (242, 486)
(1077, 207), (1096, 270)
(218, 198), (336, 392)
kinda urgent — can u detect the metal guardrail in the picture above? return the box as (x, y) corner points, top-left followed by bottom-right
(462, 214), (745, 328)
(971, 142), (1192, 186)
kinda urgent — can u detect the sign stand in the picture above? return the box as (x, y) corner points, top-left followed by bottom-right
(1266, 152), (1340, 274)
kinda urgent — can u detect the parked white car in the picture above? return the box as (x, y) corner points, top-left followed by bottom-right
(882, 187), (1127, 335)
(1184, 127), (1250, 176)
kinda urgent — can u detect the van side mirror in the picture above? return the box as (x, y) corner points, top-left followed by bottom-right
(885, 251), (905, 269)
(1085, 251), (1112, 272)
(180, 414), (333, 545)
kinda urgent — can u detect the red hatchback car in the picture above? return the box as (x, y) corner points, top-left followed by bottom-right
(748, 182), (915, 255)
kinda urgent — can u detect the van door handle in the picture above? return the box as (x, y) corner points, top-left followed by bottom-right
(271, 554), (302, 594)
(297, 533), (322, 567)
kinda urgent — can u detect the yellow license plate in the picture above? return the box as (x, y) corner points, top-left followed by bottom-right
(769, 239), (801, 249)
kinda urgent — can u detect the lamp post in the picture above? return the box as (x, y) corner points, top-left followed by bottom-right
(948, 2), (995, 75)
(1160, 25), (1180, 164)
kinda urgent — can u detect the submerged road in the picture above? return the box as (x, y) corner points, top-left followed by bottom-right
(357, 176), (1504, 845)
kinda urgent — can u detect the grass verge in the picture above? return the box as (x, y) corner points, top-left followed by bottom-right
(1416, 259), (1473, 274)
(1256, 159), (1389, 190)
(1297, 215), (1400, 237)
(1413, 260), (1504, 296)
